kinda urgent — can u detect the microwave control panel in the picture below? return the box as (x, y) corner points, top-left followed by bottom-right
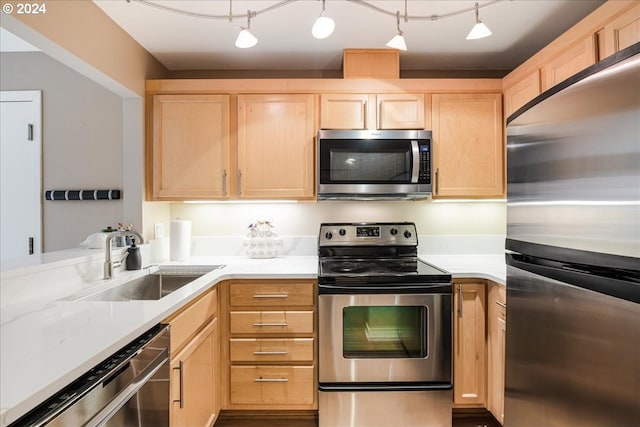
(418, 143), (430, 184)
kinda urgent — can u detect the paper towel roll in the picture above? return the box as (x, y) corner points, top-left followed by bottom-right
(170, 220), (191, 262)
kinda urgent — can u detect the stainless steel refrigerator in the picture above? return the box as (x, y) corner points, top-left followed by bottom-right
(504, 43), (640, 427)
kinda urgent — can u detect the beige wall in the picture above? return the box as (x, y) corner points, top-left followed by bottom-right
(1, 52), (124, 251)
(1, 0), (171, 249)
(0, 0), (167, 96)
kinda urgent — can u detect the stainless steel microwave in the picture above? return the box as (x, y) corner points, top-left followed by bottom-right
(317, 129), (432, 200)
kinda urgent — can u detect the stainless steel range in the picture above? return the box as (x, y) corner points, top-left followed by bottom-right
(318, 222), (453, 427)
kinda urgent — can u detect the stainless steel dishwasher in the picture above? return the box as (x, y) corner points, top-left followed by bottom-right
(10, 325), (170, 427)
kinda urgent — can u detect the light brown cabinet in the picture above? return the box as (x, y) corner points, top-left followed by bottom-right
(237, 94), (316, 199)
(432, 93), (504, 198)
(164, 288), (220, 427)
(487, 282), (506, 425)
(320, 93), (427, 130)
(541, 35), (597, 92)
(602, 3), (640, 59)
(221, 280), (317, 411)
(453, 281), (487, 408)
(504, 70), (540, 117)
(149, 94), (230, 200)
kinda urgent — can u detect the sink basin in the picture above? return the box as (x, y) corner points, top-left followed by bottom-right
(81, 265), (225, 301)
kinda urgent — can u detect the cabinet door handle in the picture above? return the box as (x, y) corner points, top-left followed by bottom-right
(457, 284), (463, 318)
(222, 169), (227, 196)
(435, 168), (440, 195)
(253, 322), (288, 327)
(253, 293), (289, 299)
(173, 360), (184, 409)
(496, 301), (506, 309)
(237, 170), (242, 196)
(378, 100), (383, 129)
(254, 377), (289, 383)
(363, 100), (367, 129)
(253, 350), (288, 355)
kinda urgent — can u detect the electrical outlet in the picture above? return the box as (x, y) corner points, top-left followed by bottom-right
(154, 223), (165, 239)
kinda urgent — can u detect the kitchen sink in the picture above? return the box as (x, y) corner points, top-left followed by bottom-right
(79, 265), (225, 301)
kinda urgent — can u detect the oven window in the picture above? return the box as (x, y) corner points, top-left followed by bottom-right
(343, 306), (427, 358)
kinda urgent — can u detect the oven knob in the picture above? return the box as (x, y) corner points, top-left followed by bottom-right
(339, 228), (346, 236)
(390, 228), (398, 236)
(325, 232), (333, 240)
(404, 230), (412, 239)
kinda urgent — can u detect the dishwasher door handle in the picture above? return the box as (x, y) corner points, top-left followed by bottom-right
(83, 348), (169, 427)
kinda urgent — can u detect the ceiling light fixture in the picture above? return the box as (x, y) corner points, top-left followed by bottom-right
(131, 0), (503, 48)
(386, 11), (407, 51)
(312, 0), (335, 39)
(466, 2), (492, 40)
(235, 10), (257, 48)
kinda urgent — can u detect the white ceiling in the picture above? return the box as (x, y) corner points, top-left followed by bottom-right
(93, 0), (605, 74)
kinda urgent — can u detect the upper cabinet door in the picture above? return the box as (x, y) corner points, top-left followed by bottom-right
(320, 94), (369, 129)
(432, 93), (504, 198)
(377, 93), (426, 130)
(150, 94), (230, 200)
(320, 93), (426, 130)
(237, 94), (316, 199)
(602, 3), (640, 58)
(540, 35), (596, 91)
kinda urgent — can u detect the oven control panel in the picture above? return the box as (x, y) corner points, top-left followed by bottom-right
(319, 222), (418, 246)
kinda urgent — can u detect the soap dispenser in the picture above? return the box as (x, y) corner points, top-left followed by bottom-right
(126, 240), (142, 270)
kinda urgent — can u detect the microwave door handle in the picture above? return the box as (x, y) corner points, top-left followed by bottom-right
(411, 140), (420, 183)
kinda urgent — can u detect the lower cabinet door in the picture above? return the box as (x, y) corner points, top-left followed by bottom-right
(229, 365), (315, 406)
(171, 319), (218, 427)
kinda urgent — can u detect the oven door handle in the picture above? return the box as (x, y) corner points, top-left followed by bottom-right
(318, 283), (451, 295)
(83, 348), (169, 427)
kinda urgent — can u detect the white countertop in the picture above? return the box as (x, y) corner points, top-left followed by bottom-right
(419, 254), (506, 285)
(0, 252), (505, 426)
(0, 255), (316, 427)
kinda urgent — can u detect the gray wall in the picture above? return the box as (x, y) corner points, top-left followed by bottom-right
(1, 52), (124, 251)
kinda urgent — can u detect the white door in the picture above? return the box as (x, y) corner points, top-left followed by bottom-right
(0, 91), (42, 260)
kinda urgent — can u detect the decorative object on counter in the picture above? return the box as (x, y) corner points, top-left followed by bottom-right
(44, 189), (121, 201)
(126, 240), (142, 270)
(170, 219), (192, 262)
(243, 219), (283, 258)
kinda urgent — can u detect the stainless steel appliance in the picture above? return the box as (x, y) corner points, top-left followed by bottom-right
(505, 44), (640, 427)
(10, 325), (170, 427)
(317, 130), (432, 200)
(318, 222), (452, 427)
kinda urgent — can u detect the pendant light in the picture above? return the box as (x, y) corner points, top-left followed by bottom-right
(312, 0), (335, 39)
(386, 11), (407, 51)
(466, 2), (492, 40)
(235, 10), (257, 48)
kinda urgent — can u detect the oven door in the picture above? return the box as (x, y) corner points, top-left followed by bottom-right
(318, 290), (451, 384)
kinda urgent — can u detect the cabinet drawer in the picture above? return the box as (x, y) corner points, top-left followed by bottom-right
(229, 366), (315, 405)
(166, 288), (217, 355)
(230, 338), (314, 362)
(230, 311), (314, 335)
(229, 282), (314, 307)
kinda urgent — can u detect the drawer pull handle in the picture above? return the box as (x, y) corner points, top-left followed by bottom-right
(253, 293), (289, 299)
(254, 377), (289, 383)
(253, 350), (288, 355)
(253, 322), (288, 327)
(496, 301), (506, 308)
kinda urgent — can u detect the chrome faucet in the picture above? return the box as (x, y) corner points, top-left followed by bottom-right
(104, 230), (144, 279)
